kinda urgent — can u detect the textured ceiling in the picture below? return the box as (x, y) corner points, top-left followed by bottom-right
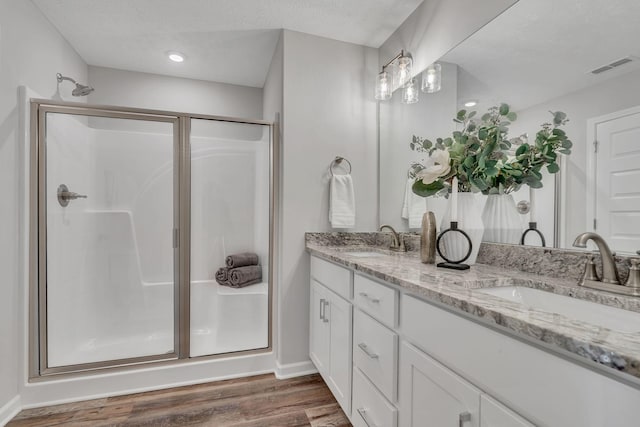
(440, 0), (640, 111)
(33, 0), (423, 87)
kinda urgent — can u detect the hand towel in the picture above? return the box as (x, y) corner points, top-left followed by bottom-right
(402, 178), (427, 229)
(225, 252), (259, 268)
(329, 174), (356, 228)
(215, 267), (230, 286)
(229, 265), (262, 288)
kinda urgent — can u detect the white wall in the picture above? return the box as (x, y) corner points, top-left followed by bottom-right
(513, 68), (640, 247)
(88, 66), (263, 119)
(379, 0), (519, 77)
(262, 33), (284, 370)
(0, 0), (87, 421)
(278, 30), (379, 366)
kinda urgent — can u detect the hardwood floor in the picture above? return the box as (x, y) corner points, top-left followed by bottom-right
(8, 374), (352, 427)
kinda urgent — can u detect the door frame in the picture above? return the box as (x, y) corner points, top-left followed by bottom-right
(29, 99), (276, 378)
(586, 105), (640, 236)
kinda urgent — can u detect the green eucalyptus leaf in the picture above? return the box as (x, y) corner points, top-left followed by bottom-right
(499, 103), (510, 115)
(481, 113), (491, 121)
(457, 110), (467, 120)
(547, 163), (560, 173)
(506, 111), (517, 121)
(412, 179), (445, 197)
(486, 167), (499, 177)
(468, 111), (477, 119)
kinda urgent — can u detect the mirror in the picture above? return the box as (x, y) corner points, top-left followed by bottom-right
(379, 0), (640, 254)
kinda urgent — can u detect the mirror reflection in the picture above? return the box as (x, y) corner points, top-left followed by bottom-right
(379, 0), (640, 254)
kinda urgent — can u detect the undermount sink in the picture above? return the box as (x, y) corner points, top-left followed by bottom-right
(344, 251), (386, 258)
(478, 286), (640, 333)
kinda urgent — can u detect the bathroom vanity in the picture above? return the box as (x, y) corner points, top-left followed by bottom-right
(307, 235), (640, 427)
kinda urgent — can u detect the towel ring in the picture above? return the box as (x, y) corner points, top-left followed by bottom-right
(330, 156), (352, 176)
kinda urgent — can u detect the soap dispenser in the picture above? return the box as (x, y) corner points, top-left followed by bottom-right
(421, 211), (437, 264)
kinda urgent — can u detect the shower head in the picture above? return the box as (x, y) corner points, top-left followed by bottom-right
(72, 83), (94, 97)
(56, 73), (94, 97)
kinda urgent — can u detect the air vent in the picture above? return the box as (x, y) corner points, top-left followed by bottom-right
(591, 56), (634, 74)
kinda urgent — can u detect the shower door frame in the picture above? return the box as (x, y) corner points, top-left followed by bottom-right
(29, 99), (276, 378)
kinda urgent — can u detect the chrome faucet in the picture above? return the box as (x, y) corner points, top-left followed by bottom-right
(379, 225), (406, 252)
(573, 232), (620, 285)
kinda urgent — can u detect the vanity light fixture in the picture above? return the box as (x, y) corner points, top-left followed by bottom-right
(421, 62), (442, 93)
(375, 50), (413, 100)
(402, 78), (419, 104)
(167, 51), (185, 63)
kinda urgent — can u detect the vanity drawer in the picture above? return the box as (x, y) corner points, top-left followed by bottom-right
(310, 256), (352, 299)
(353, 309), (398, 402)
(354, 274), (398, 327)
(352, 367), (397, 427)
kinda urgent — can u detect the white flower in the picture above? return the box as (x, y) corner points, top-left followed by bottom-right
(416, 149), (451, 184)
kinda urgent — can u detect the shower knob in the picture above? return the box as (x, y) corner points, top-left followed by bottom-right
(57, 184), (88, 207)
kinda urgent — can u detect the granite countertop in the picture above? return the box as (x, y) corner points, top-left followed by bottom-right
(305, 240), (640, 382)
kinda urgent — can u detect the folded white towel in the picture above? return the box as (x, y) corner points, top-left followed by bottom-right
(330, 174), (356, 228)
(402, 178), (427, 229)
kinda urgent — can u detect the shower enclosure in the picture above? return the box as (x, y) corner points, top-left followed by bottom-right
(29, 100), (274, 376)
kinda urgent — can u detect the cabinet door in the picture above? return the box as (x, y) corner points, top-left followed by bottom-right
(309, 280), (329, 373)
(399, 342), (480, 427)
(480, 395), (534, 427)
(327, 291), (353, 415)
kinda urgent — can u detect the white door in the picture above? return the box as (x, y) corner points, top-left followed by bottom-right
(399, 342), (480, 427)
(309, 280), (329, 373)
(590, 107), (640, 253)
(327, 292), (353, 415)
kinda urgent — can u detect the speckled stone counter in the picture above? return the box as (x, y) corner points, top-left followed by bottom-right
(305, 234), (640, 383)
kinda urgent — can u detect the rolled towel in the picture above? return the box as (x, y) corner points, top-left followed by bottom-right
(215, 267), (231, 286)
(229, 265), (262, 288)
(225, 252), (259, 268)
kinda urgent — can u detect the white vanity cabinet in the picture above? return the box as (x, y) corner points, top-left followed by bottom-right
(309, 258), (353, 415)
(308, 254), (640, 427)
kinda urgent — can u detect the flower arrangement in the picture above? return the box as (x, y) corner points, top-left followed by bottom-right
(410, 103), (572, 197)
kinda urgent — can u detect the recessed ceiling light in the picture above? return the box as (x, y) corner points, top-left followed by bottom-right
(464, 100), (478, 107)
(167, 51), (185, 63)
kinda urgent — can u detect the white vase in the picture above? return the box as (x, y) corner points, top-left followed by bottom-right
(439, 193), (485, 265)
(481, 194), (523, 244)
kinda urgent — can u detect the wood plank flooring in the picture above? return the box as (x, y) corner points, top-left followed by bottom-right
(8, 373), (352, 427)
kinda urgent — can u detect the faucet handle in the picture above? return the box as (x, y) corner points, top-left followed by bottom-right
(625, 258), (640, 288)
(581, 253), (600, 283)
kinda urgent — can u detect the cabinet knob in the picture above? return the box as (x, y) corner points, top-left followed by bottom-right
(459, 411), (471, 427)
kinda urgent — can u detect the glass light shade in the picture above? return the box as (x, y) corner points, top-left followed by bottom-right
(402, 78), (419, 104)
(375, 70), (392, 100)
(421, 63), (442, 93)
(397, 55), (413, 88)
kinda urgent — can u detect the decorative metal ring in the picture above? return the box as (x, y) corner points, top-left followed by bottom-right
(436, 226), (473, 264)
(330, 156), (352, 176)
(520, 228), (546, 247)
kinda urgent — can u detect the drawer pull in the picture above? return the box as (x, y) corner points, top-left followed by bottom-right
(357, 408), (379, 427)
(359, 292), (380, 303)
(323, 300), (329, 322)
(459, 411), (471, 427)
(358, 342), (379, 359)
(319, 298), (325, 321)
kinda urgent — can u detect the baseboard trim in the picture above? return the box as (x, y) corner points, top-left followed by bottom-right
(274, 360), (317, 379)
(0, 395), (21, 426)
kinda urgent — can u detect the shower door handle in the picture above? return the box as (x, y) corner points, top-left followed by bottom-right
(57, 184), (88, 207)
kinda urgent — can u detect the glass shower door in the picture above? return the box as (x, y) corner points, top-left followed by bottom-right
(41, 108), (179, 370)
